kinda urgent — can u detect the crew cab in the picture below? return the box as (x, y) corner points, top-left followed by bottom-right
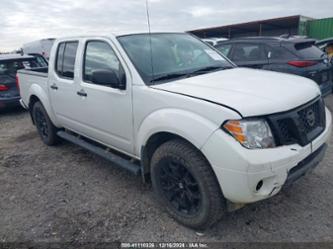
(17, 33), (332, 229)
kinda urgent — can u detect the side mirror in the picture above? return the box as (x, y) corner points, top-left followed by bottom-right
(91, 69), (125, 90)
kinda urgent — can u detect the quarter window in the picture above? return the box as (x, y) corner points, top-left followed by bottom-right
(83, 41), (125, 85)
(55, 41), (78, 79)
(267, 46), (297, 60)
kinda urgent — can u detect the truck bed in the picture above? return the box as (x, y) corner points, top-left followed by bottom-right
(17, 67), (49, 108)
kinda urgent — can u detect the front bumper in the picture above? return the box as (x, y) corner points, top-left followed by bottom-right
(201, 107), (332, 204)
(0, 96), (21, 109)
(284, 143), (326, 187)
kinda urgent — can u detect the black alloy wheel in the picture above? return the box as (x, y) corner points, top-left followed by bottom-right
(35, 108), (49, 140)
(158, 158), (202, 216)
(32, 101), (59, 146)
(151, 139), (226, 229)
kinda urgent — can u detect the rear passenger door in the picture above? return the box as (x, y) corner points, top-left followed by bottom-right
(229, 43), (268, 69)
(49, 41), (80, 129)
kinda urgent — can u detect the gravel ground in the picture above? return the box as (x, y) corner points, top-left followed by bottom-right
(0, 96), (332, 243)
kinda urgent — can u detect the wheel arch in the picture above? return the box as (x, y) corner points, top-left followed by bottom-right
(28, 84), (59, 127)
(141, 132), (183, 180)
(137, 109), (220, 181)
(28, 95), (40, 124)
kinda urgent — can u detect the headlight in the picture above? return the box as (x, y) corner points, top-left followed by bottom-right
(223, 119), (275, 149)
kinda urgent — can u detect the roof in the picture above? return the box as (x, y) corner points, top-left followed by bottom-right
(0, 54), (34, 61)
(218, 36), (316, 44)
(189, 15), (314, 38)
(47, 32), (187, 41)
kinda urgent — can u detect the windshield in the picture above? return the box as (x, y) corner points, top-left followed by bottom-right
(118, 33), (233, 84)
(0, 58), (44, 78)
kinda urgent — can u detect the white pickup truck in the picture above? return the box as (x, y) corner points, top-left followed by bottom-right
(17, 33), (332, 229)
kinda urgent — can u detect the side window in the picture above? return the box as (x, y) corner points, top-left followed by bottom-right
(56, 43), (65, 75)
(62, 42), (78, 78)
(231, 43), (266, 61)
(55, 41), (78, 79)
(83, 41), (125, 85)
(215, 44), (232, 57)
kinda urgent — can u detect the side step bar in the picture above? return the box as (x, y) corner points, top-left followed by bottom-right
(57, 131), (141, 176)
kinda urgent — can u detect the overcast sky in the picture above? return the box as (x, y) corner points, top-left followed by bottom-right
(1, 0), (332, 51)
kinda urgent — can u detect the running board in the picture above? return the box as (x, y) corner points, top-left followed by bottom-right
(57, 131), (141, 175)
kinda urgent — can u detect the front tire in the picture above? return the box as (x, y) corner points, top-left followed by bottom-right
(151, 139), (226, 230)
(32, 101), (59, 146)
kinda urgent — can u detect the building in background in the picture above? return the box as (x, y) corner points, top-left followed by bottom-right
(306, 17), (333, 40)
(189, 15), (333, 40)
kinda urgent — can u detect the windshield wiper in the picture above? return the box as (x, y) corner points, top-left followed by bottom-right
(150, 66), (232, 84)
(189, 65), (230, 76)
(150, 72), (189, 83)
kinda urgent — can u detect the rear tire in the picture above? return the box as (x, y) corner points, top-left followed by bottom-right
(32, 101), (59, 146)
(151, 139), (226, 230)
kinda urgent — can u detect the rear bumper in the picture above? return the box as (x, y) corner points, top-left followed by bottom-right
(319, 81), (333, 97)
(0, 96), (21, 109)
(20, 99), (29, 109)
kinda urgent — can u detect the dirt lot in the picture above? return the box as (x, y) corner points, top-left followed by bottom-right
(0, 96), (333, 243)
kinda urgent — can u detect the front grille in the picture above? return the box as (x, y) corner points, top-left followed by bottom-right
(268, 97), (326, 146)
(276, 119), (298, 145)
(298, 100), (322, 133)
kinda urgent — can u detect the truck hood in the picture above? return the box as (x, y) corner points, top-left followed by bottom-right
(151, 68), (320, 117)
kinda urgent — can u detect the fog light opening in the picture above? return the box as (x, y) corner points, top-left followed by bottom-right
(256, 180), (264, 191)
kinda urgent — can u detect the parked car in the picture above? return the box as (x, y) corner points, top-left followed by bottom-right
(215, 37), (333, 96)
(22, 38), (55, 60)
(17, 33), (331, 229)
(316, 37), (333, 59)
(0, 54), (45, 110)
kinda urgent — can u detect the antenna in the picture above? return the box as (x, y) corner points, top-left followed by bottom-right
(145, 0), (155, 82)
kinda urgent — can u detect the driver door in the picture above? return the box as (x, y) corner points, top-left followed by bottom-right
(72, 39), (134, 154)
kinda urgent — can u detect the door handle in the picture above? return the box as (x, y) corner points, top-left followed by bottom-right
(77, 89), (87, 97)
(50, 84), (58, 90)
